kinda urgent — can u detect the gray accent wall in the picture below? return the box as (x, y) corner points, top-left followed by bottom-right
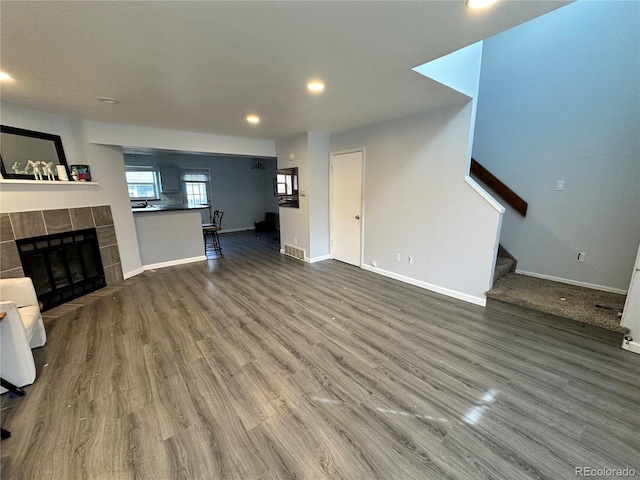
(124, 153), (278, 231)
(472, 1), (640, 292)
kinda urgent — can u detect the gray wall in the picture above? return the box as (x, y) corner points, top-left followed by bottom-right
(472, 0), (640, 292)
(124, 153), (278, 232)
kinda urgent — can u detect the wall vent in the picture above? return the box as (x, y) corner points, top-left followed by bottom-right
(283, 244), (305, 261)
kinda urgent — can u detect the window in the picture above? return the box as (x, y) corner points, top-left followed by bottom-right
(276, 167), (299, 208)
(126, 168), (159, 200)
(182, 170), (210, 207)
(276, 169), (297, 195)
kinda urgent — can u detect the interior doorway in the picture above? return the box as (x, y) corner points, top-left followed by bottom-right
(330, 149), (364, 266)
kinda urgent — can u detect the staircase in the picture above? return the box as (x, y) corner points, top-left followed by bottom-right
(493, 245), (516, 284)
(489, 246), (627, 339)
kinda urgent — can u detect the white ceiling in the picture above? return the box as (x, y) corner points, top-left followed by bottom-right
(0, 1), (570, 141)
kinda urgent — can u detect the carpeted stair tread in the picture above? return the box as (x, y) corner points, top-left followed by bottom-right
(487, 273), (628, 334)
(493, 256), (515, 283)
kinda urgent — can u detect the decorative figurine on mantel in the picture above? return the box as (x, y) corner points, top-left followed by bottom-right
(42, 161), (55, 180)
(28, 160), (43, 180)
(12, 161), (31, 175)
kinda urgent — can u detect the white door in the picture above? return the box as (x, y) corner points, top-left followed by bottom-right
(331, 150), (363, 266)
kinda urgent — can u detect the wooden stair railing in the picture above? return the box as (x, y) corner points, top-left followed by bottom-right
(470, 158), (528, 217)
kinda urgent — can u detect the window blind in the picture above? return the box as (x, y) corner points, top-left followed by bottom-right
(126, 171), (155, 183)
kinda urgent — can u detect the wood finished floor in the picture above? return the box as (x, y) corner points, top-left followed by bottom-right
(2, 231), (639, 479)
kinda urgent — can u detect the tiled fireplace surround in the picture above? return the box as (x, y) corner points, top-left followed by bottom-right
(0, 206), (124, 286)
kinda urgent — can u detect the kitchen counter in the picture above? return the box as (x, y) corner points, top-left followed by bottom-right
(133, 208), (206, 269)
(131, 204), (209, 213)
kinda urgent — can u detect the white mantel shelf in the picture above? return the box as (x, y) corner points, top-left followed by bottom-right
(0, 179), (99, 186)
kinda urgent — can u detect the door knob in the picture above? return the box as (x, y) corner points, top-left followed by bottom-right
(355, 215), (360, 220)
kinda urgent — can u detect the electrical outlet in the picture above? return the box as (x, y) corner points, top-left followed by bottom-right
(395, 253), (401, 262)
(577, 252), (586, 263)
(556, 180), (565, 191)
(408, 256), (413, 264)
(293, 237), (298, 246)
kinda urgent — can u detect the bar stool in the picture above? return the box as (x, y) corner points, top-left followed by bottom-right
(203, 210), (224, 254)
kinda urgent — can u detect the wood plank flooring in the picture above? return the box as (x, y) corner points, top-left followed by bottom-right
(2, 231), (639, 479)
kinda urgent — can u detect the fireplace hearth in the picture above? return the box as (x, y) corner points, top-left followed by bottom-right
(16, 228), (106, 311)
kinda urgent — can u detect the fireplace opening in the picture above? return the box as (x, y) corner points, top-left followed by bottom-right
(16, 228), (106, 311)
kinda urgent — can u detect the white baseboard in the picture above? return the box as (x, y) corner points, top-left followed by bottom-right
(515, 270), (627, 295)
(221, 227), (255, 234)
(307, 254), (332, 264)
(622, 338), (640, 355)
(361, 264), (486, 307)
(143, 255), (207, 271)
(123, 267), (144, 279)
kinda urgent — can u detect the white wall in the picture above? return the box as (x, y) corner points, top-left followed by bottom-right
(413, 41), (484, 167)
(276, 132), (331, 262)
(277, 134), (310, 257)
(124, 153), (278, 231)
(83, 143), (143, 276)
(473, 0), (640, 292)
(332, 103), (502, 305)
(308, 133), (331, 260)
(0, 102), (143, 277)
(84, 121), (276, 157)
(1, 103), (83, 165)
(134, 211), (205, 267)
(621, 244), (640, 354)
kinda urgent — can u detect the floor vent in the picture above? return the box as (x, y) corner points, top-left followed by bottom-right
(283, 244), (305, 261)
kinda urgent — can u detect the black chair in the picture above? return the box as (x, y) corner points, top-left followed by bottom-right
(203, 210), (224, 254)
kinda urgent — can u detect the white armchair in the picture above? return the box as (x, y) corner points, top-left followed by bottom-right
(0, 277), (47, 393)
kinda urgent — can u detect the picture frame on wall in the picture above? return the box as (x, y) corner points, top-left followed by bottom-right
(70, 164), (91, 182)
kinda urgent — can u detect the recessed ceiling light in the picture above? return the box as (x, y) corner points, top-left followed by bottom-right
(246, 115), (260, 124)
(466, 0), (497, 8)
(307, 80), (325, 93)
(0, 71), (14, 82)
(97, 97), (119, 104)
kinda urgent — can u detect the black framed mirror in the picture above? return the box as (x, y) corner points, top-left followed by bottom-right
(0, 125), (69, 180)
